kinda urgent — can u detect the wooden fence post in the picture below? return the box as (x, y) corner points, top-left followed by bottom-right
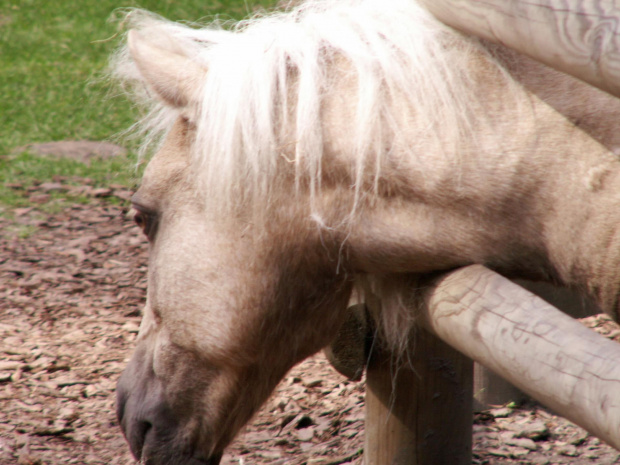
(364, 329), (473, 464)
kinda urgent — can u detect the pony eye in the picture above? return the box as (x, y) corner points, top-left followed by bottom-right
(133, 210), (147, 229)
(132, 206), (157, 240)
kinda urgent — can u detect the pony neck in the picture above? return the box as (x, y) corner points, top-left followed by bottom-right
(336, 90), (620, 319)
(543, 153), (620, 317)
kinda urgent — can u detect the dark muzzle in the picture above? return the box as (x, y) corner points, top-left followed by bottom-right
(116, 349), (222, 465)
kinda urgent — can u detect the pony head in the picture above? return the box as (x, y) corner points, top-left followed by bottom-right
(114, 1), (620, 463)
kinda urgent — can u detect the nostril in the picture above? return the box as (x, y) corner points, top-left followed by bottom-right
(139, 419), (152, 439)
(207, 453), (223, 465)
(133, 420), (153, 459)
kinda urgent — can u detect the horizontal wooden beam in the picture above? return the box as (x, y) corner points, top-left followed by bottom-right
(418, 0), (620, 97)
(420, 265), (620, 449)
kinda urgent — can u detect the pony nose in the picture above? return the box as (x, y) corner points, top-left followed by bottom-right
(116, 355), (222, 465)
(116, 350), (176, 463)
(116, 367), (158, 461)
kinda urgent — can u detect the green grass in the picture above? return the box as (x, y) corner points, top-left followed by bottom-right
(0, 0), (278, 213)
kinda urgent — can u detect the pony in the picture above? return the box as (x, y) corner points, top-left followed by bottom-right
(113, 0), (620, 463)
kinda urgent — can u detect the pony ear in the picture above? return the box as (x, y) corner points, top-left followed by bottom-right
(127, 29), (207, 109)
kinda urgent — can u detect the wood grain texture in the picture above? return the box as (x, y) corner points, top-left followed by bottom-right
(421, 265), (620, 449)
(365, 330), (473, 464)
(474, 280), (599, 409)
(418, 0), (620, 96)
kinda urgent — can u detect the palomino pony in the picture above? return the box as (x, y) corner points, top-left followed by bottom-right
(114, 0), (620, 463)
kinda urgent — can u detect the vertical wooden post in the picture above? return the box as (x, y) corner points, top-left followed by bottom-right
(364, 329), (473, 465)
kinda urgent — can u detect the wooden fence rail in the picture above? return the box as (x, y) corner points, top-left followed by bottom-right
(418, 0), (620, 98)
(364, 265), (620, 463)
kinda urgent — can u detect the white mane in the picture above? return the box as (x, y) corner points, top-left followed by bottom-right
(114, 0), (494, 212)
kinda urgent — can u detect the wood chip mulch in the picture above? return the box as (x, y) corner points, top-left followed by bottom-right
(1, 180), (620, 464)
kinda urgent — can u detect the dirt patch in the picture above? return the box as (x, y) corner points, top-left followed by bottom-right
(1, 181), (620, 464)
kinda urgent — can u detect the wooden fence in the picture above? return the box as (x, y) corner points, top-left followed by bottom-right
(363, 265), (620, 464)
